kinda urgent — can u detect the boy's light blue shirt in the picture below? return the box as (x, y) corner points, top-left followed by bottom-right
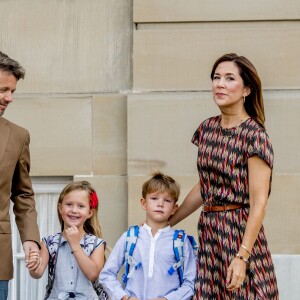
(99, 224), (196, 300)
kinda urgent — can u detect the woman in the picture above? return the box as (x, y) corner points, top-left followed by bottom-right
(169, 53), (279, 299)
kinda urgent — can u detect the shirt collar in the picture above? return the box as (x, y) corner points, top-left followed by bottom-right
(143, 223), (171, 235)
(60, 234), (86, 246)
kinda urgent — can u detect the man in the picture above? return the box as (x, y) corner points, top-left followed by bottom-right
(0, 51), (40, 299)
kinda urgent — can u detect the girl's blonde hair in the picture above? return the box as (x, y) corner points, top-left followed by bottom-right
(57, 181), (103, 238)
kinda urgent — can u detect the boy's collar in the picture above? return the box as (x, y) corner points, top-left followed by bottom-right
(143, 223), (171, 233)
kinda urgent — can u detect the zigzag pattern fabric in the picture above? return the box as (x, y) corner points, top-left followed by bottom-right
(191, 116), (279, 300)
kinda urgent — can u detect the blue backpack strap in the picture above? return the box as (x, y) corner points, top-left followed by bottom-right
(168, 229), (186, 285)
(122, 225), (141, 285)
(168, 230), (198, 286)
(187, 235), (198, 255)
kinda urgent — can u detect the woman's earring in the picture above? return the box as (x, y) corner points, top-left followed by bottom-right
(243, 96), (246, 103)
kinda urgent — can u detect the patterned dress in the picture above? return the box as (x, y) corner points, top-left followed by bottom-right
(191, 116), (279, 300)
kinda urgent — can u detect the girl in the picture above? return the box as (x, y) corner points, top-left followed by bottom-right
(169, 53), (279, 299)
(27, 181), (106, 300)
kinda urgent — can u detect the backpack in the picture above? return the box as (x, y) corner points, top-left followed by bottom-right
(44, 232), (109, 300)
(122, 225), (197, 286)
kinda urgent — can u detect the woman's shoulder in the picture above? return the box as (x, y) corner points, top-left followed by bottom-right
(192, 115), (220, 145)
(245, 118), (271, 139)
(201, 115), (220, 126)
(196, 115), (220, 130)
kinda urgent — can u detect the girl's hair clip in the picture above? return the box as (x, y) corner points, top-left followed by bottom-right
(90, 191), (98, 209)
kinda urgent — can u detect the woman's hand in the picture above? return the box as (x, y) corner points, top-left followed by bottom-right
(226, 256), (247, 291)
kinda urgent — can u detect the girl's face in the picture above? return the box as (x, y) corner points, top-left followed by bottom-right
(212, 61), (250, 110)
(58, 190), (94, 230)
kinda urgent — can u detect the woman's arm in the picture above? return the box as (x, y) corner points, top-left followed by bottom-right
(169, 181), (203, 226)
(27, 241), (49, 279)
(226, 155), (272, 290)
(241, 155), (271, 255)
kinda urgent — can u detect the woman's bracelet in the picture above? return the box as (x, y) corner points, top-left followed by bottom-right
(241, 244), (251, 255)
(236, 253), (248, 263)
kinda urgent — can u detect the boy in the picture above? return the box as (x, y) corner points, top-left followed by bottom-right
(99, 172), (196, 300)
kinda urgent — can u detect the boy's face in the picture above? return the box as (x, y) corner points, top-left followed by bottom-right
(141, 191), (178, 226)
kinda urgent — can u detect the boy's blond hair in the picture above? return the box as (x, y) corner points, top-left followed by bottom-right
(142, 171), (180, 202)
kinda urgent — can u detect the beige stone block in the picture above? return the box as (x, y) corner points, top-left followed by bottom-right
(92, 90), (267, 180)
(133, 22), (300, 91)
(128, 90), (299, 175)
(264, 175), (300, 254)
(128, 92), (219, 176)
(128, 175), (199, 238)
(0, 0), (132, 93)
(74, 175), (128, 248)
(134, 0), (300, 22)
(265, 90), (300, 174)
(93, 95), (127, 175)
(128, 175), (146, 225)
(5, 96), (92, 176)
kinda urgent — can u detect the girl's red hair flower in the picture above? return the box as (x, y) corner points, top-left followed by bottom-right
(90, 192), (98, 209)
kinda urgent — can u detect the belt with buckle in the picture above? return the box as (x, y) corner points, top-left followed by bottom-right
(202, 203), (245, 212)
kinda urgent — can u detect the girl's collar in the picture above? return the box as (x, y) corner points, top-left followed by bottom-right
(60, 232), (87, 245)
